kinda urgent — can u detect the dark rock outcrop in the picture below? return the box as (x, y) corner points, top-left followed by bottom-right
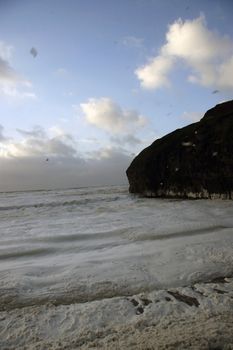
(126, 100), (233, 199)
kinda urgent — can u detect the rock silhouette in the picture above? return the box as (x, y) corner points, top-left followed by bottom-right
(126, 100), (233, 199)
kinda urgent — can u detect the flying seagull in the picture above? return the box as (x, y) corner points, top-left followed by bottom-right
(30, 47), (38, 58)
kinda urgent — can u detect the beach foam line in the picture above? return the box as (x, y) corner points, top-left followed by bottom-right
(135, 224), (232, 241)
(0, 195), (122, 212)
(0, 276), (233, 349)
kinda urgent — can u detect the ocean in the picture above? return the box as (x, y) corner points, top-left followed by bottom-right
(1, 185), (233, 349)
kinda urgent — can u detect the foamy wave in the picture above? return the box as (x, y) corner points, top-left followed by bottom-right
(0, 195), (122, 211)
(0, 185), (233, 321)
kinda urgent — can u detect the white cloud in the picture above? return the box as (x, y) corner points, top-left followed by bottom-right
(0, 126), (77, 158)
(86, 146), (128, 160)
(135, 55), (173, 89)
(0, 41), (36, 99)
(80, 97), (147, 134)
(135, 15), (233, 91)
(161, 16), (232, 62)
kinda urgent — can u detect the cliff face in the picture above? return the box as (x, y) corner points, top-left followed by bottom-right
(126, 100), (233, 199)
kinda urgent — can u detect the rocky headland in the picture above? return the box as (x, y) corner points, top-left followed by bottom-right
(127, 100), (233, 199)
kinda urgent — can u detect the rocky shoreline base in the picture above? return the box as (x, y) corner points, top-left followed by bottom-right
(1, 276), (233, 349)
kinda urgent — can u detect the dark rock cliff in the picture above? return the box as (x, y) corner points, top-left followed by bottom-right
(126, 100), (233, 199)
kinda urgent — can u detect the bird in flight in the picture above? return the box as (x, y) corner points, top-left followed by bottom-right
(30, 47), (38, 58)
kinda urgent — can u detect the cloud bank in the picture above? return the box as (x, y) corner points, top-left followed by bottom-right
(0, 125), (132, 191)
(135, 15), (233, 91)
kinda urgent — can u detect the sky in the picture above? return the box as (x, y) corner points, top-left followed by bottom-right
(0, 0), (233, 191)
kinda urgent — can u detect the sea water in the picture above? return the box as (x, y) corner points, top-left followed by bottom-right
(1, 185), (233, 312)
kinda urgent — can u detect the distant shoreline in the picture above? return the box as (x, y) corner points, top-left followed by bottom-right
(0, 183), (128, 195)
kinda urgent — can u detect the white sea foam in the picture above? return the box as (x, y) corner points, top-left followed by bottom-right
(0, 185), (233, 348)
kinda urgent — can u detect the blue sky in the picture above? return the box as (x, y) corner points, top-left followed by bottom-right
(0, 0), (233, 190)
